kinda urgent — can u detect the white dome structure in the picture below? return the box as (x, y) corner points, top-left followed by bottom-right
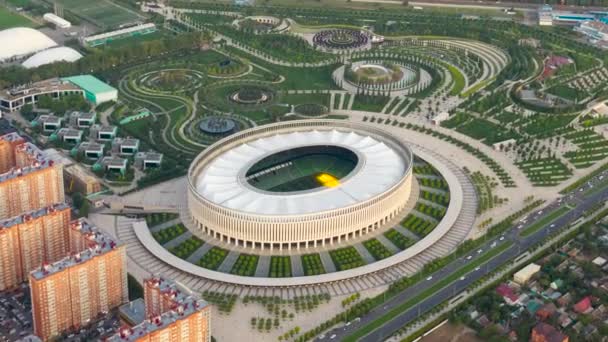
(188, 120), (414, 250)
(22, 47), (83, 69)
(0, 27), (57, 61)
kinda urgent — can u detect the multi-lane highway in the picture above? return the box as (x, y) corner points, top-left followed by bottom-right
(323, 168), (608, 342)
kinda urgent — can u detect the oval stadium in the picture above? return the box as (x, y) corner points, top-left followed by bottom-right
(187, 120), (414, 251)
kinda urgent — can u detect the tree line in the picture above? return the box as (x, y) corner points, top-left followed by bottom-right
(0, 32), (208, 88)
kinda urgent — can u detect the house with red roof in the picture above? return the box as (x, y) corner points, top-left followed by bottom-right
(496, 283), (519, 305)
(573, 296), (593, 314)
(530, 322), (569, 342)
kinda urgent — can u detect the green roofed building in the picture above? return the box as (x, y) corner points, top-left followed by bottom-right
(62, 75), (118, 105)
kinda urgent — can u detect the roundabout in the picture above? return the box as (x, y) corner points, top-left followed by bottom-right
(333, 57), (438, 96)
(344, 61), (418, 90)
(230, 86), (272, 105)
(138, 68), (205, 93)
(201, 81), (279, 113)
(198, 116), (238, 136)
(292, 103), (328, 117)
(312, 29), (370, 51)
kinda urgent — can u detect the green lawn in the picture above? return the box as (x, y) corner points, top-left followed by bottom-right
(57, 0), (144, 29)
(520, 206), (571, 237)
(444, 63), (465, 96)
(101, 31), (164, 48)
(0, 7), (33, 29)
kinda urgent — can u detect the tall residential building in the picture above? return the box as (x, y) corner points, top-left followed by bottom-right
(108, 277), (211, 342)
(0, 132), (24, 173)
(0, 203), (70, 291)
(29, 219), (128, 341)
(0, 133), (65, 219)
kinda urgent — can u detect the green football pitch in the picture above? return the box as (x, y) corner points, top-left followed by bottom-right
(0, 7), (34, 30)
(56, 0), (146, 29)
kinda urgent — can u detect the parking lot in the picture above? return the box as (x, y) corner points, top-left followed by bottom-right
(0, 285), (121, 342)
(0, 286), (32, 342)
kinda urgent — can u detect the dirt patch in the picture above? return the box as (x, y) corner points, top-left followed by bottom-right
(420, 322), (482, 342)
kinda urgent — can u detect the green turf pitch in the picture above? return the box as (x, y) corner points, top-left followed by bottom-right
(56, 0), (145, 29)
(0, 7), (34, 29)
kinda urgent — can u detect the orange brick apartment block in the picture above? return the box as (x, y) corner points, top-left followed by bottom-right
(29, 219), (128, 341)
(108, 277), (211, 342)
(0, 132), (64, 220)
(0, 203), (71, 291)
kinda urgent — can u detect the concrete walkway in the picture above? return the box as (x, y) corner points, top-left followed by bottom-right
(291, 255), (304, 277)
(255, 256), (271, 277)
(393, 225), (421, 242)
(162, 232), (193, 249)
(186, 243), (214, 264)
(150, 218), (181, 233)
(218, 250), (239, 273)
(354, 243), (377, 264)
(376, 235), (401, 254)
(319, 251), (337, 273)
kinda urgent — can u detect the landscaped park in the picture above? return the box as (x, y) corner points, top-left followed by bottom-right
(7, 1), (608, 341)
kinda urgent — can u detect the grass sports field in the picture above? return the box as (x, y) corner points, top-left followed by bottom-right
(0, 7), (34, 29)
(248, 150), (357, 192)
(56, 0), (145, 29)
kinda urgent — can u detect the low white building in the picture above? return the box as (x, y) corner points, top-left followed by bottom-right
(513, 263), (541, 285)
(43, 13), (71, 29)
(21, 47), (82, 69)
(591, 102), (608, 118)
(592, 256), (606, 267)
(538, 5), (553, 26)
(575, 20), (608, 42)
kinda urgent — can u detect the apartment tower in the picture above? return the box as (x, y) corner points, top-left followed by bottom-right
(29, 220), (128, 341)
(0, 133), (64, 219)
(108, 277), (211, 342)
(0, 203), (71, 291)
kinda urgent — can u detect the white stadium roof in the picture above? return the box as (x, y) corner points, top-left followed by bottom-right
(0, 27), (57, 61)
(195, 129), (407, 215)
(22, 47), (83, 69)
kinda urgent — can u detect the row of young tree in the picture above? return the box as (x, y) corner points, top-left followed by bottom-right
(0, 32), (210, 89)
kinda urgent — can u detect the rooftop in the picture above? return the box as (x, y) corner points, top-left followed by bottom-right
(70, 111), (96, 120)
(43, 148), (75, 167)
(22, 46), (82, 69)
(0, 203), (69, 230)
(136, 151), (163, 162)
(30, 218), (122, 280)
(0, 78), (81, 102)
(0, 141), (55, 183)
(118, 298), (146, 326)
(0, 131), (23, 143)
(92, 124), (118, 134)
(532, 322), (568, 342)
(582, 20), (608, 33)
(62, 75), (117, 95)
(114, 137), (139, 148)
(56, 127), (83, 138)
(36, 114), (62, 125)
(79, 141), (104, 152)
(194, 129), (409, 215)
(83, 23), (156, 43)
(0, 27), (57, 61)
(108, 277), (209, 342)
(101, 156), (128, 168)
